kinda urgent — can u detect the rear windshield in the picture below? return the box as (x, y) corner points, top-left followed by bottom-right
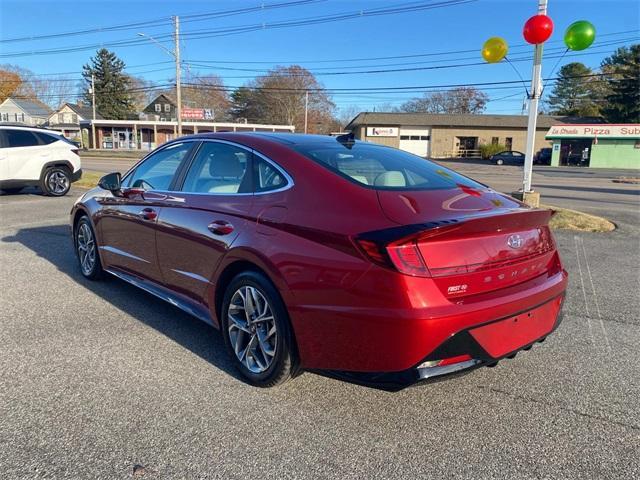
(293, 141), (485, 191)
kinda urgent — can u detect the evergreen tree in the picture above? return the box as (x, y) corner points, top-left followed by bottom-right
(601, 45), (640, 123)
(82, 49), (135, 119)
(546, 62), (601, 117)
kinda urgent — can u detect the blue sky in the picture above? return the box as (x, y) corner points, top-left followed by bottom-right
(0, 0), (638, 114)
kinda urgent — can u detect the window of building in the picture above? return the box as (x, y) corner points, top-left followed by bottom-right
(505, 137), (513, 150)
(72, 113), (78, 124)
(420, 136), (430, 141)
(1, 113), (8, 121)
(491, 137), (499, 145)
(155, 104), (161, 113)
(164, 104), (171, 112)
(400, 135), (410, 140)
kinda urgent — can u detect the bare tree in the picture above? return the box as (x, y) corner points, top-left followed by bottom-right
(232, 65), (335, 133)
(399, 87), (489, 114)
(0, 63), (77, 108)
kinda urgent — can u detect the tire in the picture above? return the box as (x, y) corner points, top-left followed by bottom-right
(1, 187), (23, 194)
(496, 159), (504, 165)
(221, 271), (298, 388)
(74, 216), (104, 280)
(41, 166), (71, 196)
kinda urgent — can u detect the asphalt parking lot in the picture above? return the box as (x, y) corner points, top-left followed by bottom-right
(1, 163), (639, 479)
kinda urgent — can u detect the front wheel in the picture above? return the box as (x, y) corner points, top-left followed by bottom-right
(221, 271), (298, 388)
(41, 167), (71, 196)
(75, 216), (104, 280)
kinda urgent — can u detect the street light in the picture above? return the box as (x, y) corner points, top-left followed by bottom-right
(137, 17), (182, 136)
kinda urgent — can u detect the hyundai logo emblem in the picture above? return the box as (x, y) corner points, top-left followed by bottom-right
(507, 234), (524, 249)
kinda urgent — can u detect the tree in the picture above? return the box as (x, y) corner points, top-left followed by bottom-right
(398, 87), (488, 114)
(546, 62), (602, 117)
(601, 44), (640, 123)
(0, 69), (22, 103)
(230, 65), (335, 133)
(0, 64), (77, 108)
(181, 73), (231, 121)
(82, 48), (136, 119)
(127, 75), (157, 112)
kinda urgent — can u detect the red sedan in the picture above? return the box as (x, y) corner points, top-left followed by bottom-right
(70, 133), (567, 390)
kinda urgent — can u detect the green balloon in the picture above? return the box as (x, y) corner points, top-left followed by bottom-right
(564, 20), (596, 51)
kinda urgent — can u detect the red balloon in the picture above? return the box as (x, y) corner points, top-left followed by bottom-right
(523, 14), (554, 44)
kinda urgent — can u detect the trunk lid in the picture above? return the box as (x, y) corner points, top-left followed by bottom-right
(377, 187), (557, 298)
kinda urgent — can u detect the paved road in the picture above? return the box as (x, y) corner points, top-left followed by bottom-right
(1, 168), (639, 478)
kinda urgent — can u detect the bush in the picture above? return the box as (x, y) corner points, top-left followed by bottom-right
(480, 143), (506, 159)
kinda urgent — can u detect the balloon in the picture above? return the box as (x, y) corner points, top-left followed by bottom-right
(523, 14), (554, 44)
(481, 37), (509, 63)
(564, 20), (596, 51)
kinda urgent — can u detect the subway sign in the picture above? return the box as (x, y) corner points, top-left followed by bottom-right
(546, 124), (640, 139)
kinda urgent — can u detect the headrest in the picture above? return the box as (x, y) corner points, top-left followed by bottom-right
(374, 171), (406, 187)
(209, 150), (244, 178)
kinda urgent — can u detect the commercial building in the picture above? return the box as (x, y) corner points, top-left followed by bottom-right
(546, 124), (640, 169)
(82, 119), (295, 150)
(346, 112), (597, 158)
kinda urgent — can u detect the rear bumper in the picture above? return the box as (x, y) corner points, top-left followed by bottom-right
(315, 294), (565, 391)
(70, 168), (83, 183)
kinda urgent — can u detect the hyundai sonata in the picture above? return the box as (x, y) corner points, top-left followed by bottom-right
(71, 133), (567, 390)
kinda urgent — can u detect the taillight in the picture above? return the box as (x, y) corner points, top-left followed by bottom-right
(355, 237), (431, 277)
(386, 241), (430, 277)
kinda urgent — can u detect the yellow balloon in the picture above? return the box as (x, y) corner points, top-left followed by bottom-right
(482, 37), (509, 63)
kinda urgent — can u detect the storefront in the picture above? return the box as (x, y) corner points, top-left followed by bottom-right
(546, 124), (640, 169)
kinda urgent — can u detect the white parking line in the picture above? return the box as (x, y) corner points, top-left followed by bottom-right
(574, 235), (595, 347)
(579, 236), (612, 351)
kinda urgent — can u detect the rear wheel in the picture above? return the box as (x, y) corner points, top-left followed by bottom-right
(75, 216), (104, 280)
(496, 158), (504, 165)
(41, 167), (71, 196)
(221, 271), (298, 387)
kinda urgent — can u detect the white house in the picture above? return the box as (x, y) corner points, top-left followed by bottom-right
(47, 102), (103, 142)
(0, 97), (51, 125)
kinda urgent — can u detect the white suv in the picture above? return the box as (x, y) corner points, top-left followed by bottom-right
(0, 125), (82, 196)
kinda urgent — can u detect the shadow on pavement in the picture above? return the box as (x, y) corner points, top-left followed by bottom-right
(2, 223), (244, 384)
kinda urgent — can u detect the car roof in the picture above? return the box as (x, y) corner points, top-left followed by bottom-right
(172, 131), (357, 147)
(0, 124), (59, 134)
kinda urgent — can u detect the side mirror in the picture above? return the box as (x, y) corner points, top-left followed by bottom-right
(98, 172), (122, 193)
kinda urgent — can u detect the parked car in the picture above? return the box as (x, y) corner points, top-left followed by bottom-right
(0, 125), (82, 196)
(535, 148), (552, 165)
(70, 133), (567, 390)
(490, 150), (526, 165)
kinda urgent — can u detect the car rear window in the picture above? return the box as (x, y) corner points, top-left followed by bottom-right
(292, 141), (485, 191)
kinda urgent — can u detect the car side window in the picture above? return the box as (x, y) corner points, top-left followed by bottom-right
(254, 157), (288, 192)
(5, 129), (40, 148)
(125, 142), (192, 191)
(182, 142), (250, 194)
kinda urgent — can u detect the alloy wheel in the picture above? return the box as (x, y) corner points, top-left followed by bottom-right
(48, 171), (69, 195)
(77, 223), (96, 276)
(227, 286), (277, 374)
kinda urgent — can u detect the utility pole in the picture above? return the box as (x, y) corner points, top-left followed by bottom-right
(91, 74), (96, 149)
(522, 0), (547, 194)
(174, 15), (182, 137)
(304, 91), (309, 133)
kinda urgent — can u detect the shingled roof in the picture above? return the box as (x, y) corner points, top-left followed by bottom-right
(6, 97), (51, 117)
(346, 112), (604, 130)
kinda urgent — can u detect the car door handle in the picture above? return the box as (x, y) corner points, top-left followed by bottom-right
(139, 207), (158, 221)
(208, 220), (234, 235)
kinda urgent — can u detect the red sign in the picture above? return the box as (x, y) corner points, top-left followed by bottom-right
(181, 108), (205, 120)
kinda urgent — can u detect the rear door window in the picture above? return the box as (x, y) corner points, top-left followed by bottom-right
(5, 129), (40, 148)
(293, 141), (485, 191)
(182, 142), (251, 194)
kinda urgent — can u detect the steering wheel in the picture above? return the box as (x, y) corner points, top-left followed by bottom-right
(131, 179), (154, 190)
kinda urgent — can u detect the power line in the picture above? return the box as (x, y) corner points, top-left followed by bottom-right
(0, 0), (325, 44)
(0, 0), (477, 58)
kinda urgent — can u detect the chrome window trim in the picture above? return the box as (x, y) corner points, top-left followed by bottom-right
(177, 138), (295, 196)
